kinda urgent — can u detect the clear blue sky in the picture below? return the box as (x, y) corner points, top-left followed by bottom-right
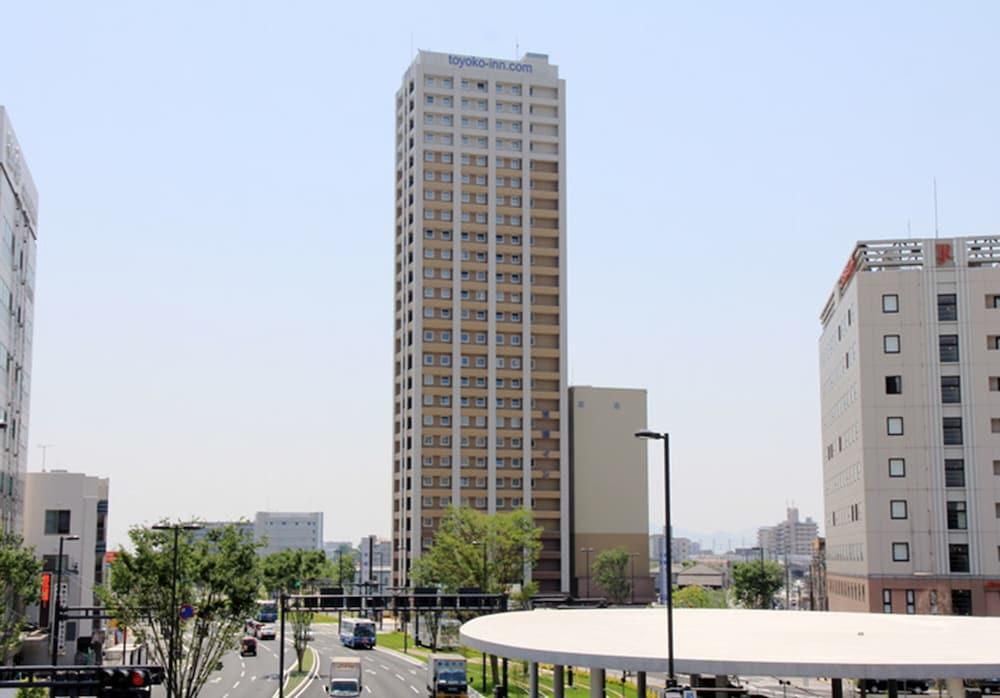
(4, 1), (999, 549)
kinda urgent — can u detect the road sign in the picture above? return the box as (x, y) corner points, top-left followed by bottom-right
(179, 604), (195, 620)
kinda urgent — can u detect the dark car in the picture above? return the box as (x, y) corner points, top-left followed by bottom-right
(860, 679), (931, 694)
(966, 679), (1000, 695)
(240, 637), (257, 657)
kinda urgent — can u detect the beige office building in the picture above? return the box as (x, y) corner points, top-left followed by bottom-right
(570, 386), (652, 602)
(392, 51), (567, 592)
(819, 237), (1000, 615)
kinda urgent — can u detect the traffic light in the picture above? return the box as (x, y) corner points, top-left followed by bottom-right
(97, 667), (156, 696)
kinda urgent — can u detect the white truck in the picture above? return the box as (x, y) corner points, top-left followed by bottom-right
(427, 654), (468, 698)
(326, 656), (362, 697)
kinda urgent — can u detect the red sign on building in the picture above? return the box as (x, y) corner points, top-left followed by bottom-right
(936, 242), (954, 266)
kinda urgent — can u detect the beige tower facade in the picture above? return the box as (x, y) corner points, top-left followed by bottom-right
(819, 237), (1000, 615)
(392, 52), (567, 592)
(569, 386), (652, 602)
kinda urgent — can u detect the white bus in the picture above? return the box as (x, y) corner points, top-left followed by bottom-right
(339, 617), (376, 649)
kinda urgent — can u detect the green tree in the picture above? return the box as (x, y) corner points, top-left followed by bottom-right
(672, 585), (727, 608)
(1, 532), (41, 664)
(100, 522), (261, 698)
(411, 507), (542, 687)
(15, 687), (47, 698)
(731, 560), (783, 609)
(260, 549), (329, 668)
(328, 545), (357, 587)
(409, 507), (541, 593)
(592, 548), (631, 604)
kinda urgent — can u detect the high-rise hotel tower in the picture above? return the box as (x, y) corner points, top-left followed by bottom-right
(392, 52), (567, 592)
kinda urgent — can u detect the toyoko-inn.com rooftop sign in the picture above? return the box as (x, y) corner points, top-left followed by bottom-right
(448, 54), (533, 73)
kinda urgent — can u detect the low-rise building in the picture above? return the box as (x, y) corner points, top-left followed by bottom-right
(676, 562), (728, 590)
(22, 470), (109, 663)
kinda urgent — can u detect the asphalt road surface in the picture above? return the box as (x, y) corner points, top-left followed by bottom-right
(183, 623), (428, 698)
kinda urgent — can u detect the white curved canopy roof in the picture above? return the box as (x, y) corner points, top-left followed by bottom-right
(460, 608), (1000, 678)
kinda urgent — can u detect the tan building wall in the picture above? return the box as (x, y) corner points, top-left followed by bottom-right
(820, 237), (1000, 616)
(570, 386), (652, 602)
(392, 51), (568, 592)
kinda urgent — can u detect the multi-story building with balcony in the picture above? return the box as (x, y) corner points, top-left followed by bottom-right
(0, 107), (38, 535)
(757, 507), (819, 558)
(819, 237), (1000, 615)
(392, 51), (567, 592)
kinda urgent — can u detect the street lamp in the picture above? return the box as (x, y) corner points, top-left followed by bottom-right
(579, 547), (594, 598)
(51, 534), (80, 665)
(635, 429), (675, 686)
(471, 539), (488, 692)
(628, 552), (639, 605)
(152, 523), (203, 698)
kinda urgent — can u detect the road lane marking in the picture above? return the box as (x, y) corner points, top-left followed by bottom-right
(251, 676), (257, 681)
(396, 673), (407, 682)
(233, 681), (240, 689)
(365, 687), (372, 694)
(410, 670), (417, 675)
(240, 670), (245, 678)
(411, 687), (420, 694)
(381, 665), (390, 671)
(365, 669), (377, 675)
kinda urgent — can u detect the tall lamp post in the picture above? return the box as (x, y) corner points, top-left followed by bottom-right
(472, 539), (488, 692)
(580, 547), (594, 598)
(51, 534), (80, 665)
(152, 523), (203, 698)
(635, 429), (675, 687)
(628, 552), (639, 605)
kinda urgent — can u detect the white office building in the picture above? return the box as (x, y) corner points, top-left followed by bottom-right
(0, 107), (39, 535)
(22, 470), (109, 661)
(253, 511), (323, 556)
(820, 237), (1000, 615)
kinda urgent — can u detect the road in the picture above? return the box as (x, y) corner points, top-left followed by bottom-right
(147, 631), (293, 698)
(187, 623), (428, 698)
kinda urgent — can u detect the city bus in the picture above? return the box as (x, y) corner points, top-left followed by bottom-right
(339, 617), (377, 649)
(256, 599), (278, 623)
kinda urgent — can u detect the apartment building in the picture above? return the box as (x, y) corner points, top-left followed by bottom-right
(22, 470), (109, 661)
(757, 507), (819, 558)
(392, 51), (567, 592)
(819, 237), (1000, 615)
(0, 107), (38, 535)
(570, 386), (652, 601)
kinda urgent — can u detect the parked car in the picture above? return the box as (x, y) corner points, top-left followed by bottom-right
(859, 679), (931, 694)
(240, 637), (257, 657)
(258, 624), (276, 640)
(965, 679), (1000, 695)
